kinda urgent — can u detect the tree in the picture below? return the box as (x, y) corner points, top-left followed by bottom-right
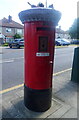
(13, 33), (21, 39)
(69, 18), (79, 39)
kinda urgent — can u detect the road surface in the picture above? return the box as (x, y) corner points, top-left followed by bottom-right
(1, 46), (76, 90)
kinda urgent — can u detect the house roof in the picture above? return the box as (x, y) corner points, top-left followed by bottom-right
(56, 28), (69, 34)
(0, 17), (23, 29)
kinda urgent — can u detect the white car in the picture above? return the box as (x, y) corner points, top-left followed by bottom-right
(55, 39), (70, 46)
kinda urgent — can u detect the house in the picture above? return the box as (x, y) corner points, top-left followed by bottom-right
(55, 26), (71, 40)
(0, 15), (24, 43)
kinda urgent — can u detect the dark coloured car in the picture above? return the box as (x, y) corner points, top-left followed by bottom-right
(55, 40), (61, 46)
(9, 39), (24, 48)
(55, 39), (70, 46)
(71, 39), (79, 44)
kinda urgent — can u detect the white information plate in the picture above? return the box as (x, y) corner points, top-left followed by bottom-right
(36, 53), (50, 56)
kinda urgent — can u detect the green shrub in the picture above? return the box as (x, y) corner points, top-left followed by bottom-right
(2, 43), (8, 46)
(14, 33), (21, 39)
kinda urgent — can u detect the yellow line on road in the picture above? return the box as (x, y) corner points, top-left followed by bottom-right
(0, 84), (24, 94)
(53, 68), (72, 76)
(0, 68), (72, 94)
(55, 45), (79, 48)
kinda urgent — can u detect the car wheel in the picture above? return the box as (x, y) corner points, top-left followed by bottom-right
(9, 44), (12, 48)
(16, 44), (20, 49)
(55, 43), (58, 46)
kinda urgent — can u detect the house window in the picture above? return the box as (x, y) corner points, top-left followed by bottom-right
(17, 29), (22, 34)
(6, 28), (11, 33)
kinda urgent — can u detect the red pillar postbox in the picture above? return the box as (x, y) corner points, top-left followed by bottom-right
(19, 8), (61, 112)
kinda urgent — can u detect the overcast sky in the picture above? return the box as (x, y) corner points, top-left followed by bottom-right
(0, 0), (78, 30)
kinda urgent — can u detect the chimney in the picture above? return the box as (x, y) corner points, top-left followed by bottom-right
(8, 15), (12, 22)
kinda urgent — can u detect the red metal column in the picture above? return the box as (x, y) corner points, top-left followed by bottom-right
(24, 21), (55, 90)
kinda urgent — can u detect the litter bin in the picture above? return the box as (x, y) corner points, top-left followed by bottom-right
(19, 7), (61, 112)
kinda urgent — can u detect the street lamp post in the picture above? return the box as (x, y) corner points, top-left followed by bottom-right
(46, 0), (47, 8)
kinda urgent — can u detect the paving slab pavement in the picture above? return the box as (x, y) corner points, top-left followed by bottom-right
(0, 70), (78, 119)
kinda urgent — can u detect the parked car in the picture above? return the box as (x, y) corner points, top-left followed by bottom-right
(55, 40), (61, 46)
(71, 39), (79, 44)
(55, 39), (70, 46)
(8, 39), (24, 48)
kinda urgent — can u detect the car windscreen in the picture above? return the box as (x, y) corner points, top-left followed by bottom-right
(20, 39), (24, 41)
(61, 40), (65, 42)
(14, 40), (19, 42)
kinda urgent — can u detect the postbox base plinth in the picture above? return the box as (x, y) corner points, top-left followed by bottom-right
(24, 84), (52, 112)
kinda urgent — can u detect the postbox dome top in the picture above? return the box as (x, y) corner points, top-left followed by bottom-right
(19, 8), (61, 26)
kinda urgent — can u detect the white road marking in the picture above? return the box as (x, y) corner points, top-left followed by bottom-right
(0, 57), (24, 64)
(0, 60), (14, 64)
